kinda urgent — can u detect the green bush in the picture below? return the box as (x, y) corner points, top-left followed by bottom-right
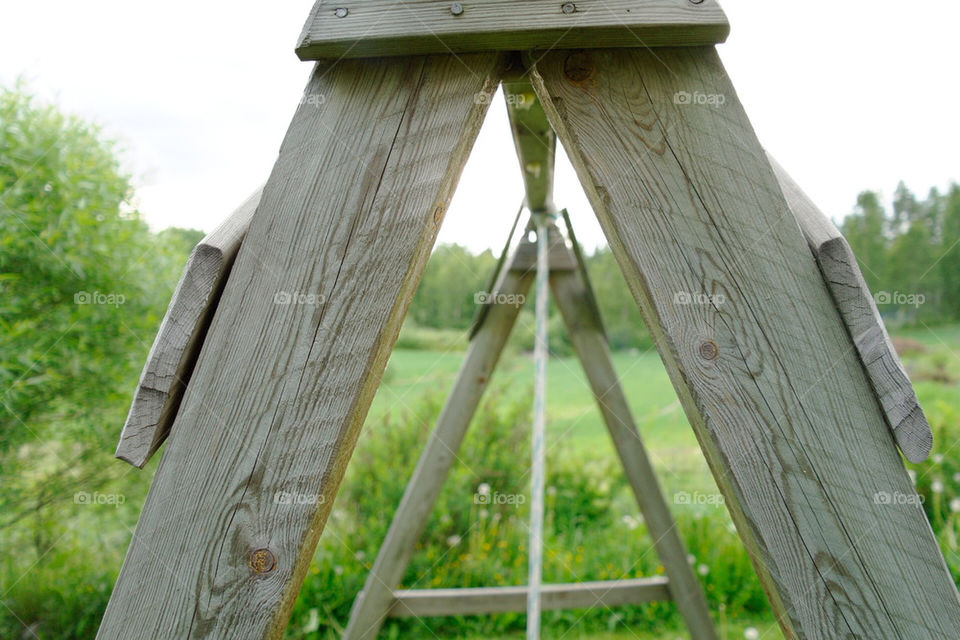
(286, 386), (769, 639)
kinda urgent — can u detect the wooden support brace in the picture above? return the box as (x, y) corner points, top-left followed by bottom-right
(342, 264), (533, 640)
(96, 53), (505, 639)
(503, 77), (555, 214)
(550, 264), (717, 640)
(296, 0), (729, 61)
(768, 154), (933, 463)
(115, 187), (261, 467)
(387, 578), (671, 618)
(529, 47), (960, 639)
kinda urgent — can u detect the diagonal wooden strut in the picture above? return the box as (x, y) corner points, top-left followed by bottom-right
(529, 46), (960, 638)
(342, 262), (535, 640)
(343, 225), (716, 639)
(549, 263), (717, 640)
(96, 53), (506, 640)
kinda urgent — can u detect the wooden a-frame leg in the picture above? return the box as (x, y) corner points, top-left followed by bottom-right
(342, 267), (534, 640)
(530, 48), (960, 639)
(549, 265), (717, 640)
(96, 53), (505, 640)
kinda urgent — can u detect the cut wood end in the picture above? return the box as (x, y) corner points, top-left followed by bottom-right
(894, 405), (933, 464)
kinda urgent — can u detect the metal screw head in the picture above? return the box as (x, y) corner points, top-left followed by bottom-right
(689, 0), (705, 4)
(698, 340), (719, 361)
(450, 2), (464, 15)
(561, 2), (576, 14)
(334, 7), (349, 18)
(249, 548), (277, 574)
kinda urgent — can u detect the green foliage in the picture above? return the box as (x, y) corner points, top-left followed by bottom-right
(842, 182), (960, 324)
(0, 85), (197, 637)
(286, 387), (768, 639)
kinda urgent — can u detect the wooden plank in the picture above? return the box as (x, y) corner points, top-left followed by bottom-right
(509, 222), (576, 273)
(529, 47), (960, 639)
(114, 187), (262, 468)
(96, 53), (505, 640)
(388, 578), (671, 617)
(296, 0), (729, 61)
(503, 78), (555, 213)
(550, 262), (717, 640)
(768, 154), (933, 463)
(343, 265), (533, 640)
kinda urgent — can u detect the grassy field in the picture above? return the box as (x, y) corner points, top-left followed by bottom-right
(353, 321), (960, 640)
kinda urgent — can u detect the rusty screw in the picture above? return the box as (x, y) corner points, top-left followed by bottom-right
(561, 2), (576, 14)
(249, 548), (277, 574)
(334, 7), (349, 18)
(450, 2), (464, 15)
(698, 340), (719, 361)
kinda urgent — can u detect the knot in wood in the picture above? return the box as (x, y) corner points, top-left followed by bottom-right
(249, 548), (277, 574)
(698, 340), (719, 361)
(563, 52), (595, 84)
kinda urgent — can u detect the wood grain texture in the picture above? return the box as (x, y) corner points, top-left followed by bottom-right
(115, 187), (262, 468)
(768, 154), (933, 464)
(503, 77), (555, 213)
(97, 53), (504, 640)
(529, 47), (960, 639)
(343, 266), (533, 640)
(388, 578), (671, 617)
(550, 263), (716, 640)
(296, 0), (729, 61)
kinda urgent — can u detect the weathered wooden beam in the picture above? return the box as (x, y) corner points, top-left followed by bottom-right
(529, 47), (960, 639)
(96, 53), (505, 640)
(114, 187), (261, 468)
(508, 222), (575, 273)
(503, 78), (555, 213)
(550, 265), (717, 640)
(342, 265), (533, 640)
(296, 0), (729, 61)
(388, 578), (671, 617)
(768, 154), (933, 463)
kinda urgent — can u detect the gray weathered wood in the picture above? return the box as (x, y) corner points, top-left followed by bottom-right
(343, 265), (533, 640)
(388, 578), (671, 618)
(96, 53), (505, 640)
(550, 262), (717, 640)
(115, 187), (262, 468)
(296, 0), (729, 61)
(503, 77), (555, 214)
(768, 154), (933, 463)
(530, 47), (960, 639)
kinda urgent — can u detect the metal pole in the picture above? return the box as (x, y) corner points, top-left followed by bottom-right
(527, 214), (551, 640)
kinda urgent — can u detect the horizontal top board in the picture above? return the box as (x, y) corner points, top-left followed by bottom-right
(296, 0), (729, 60)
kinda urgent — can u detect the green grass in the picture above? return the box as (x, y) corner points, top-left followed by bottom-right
(373, 344), (716, 495)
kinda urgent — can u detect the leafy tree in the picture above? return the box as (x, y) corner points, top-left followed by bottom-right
(939, 185), (960, 319)
(842, 191), (888, 291)
(0, 86), (188, 530)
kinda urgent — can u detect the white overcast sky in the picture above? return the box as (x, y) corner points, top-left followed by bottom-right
(1, 1), (957, 252)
